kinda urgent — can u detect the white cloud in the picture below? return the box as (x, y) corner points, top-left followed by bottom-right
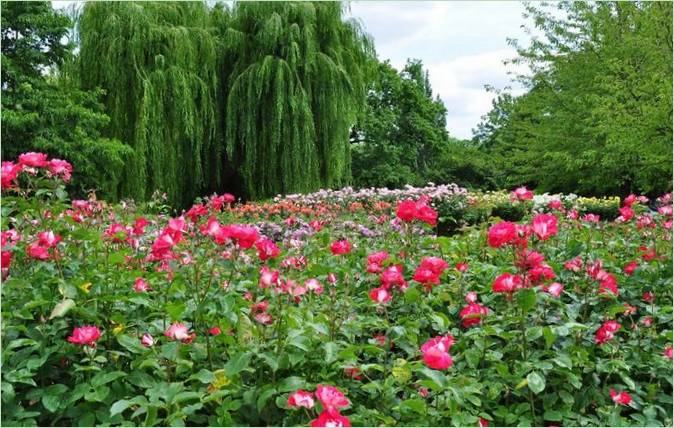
(349, 1), (532, 139)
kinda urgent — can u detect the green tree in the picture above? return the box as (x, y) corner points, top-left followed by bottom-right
(1, 1), (131, 198)
(78, 2), (221, 207)
(475, 1), (673, 197)
(222, 2), (373, 198)
(352, 59), (453, 188)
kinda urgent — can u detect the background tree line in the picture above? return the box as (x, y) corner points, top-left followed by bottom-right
(2, 1), (672, 206)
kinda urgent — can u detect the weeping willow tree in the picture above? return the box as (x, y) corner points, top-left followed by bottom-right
(78, 2), (221, 207)
(221, 2), (374, 198)
(77, 1), (373, 203)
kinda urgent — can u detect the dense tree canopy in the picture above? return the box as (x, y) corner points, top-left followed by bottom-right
(2, 1), (671, 204)
(352, 59), (494, 190)
(474, 1), (673, 197)
(1, 1), (131, 198)
(79, 2), (221, 207)
(222, 2), (374, 199)
(77, 1), (373, 205)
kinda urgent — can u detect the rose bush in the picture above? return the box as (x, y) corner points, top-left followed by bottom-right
(1, 154), (672, 426)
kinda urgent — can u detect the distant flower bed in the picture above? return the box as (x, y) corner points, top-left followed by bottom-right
(1, 153), (672, 426)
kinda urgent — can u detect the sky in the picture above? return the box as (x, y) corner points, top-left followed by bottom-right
(53, 1), (532, 139)
(347, 1), (530, 139)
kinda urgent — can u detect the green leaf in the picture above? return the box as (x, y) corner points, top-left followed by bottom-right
(516, 288), (537, 312)
(257, 387), (276, 413)
(41, 384), (68, 412)
(553, 354), (572, 369)
(543, 410), (563, 421)
(91, 370), (126, 388)
(323, 342), (339, 364)
(117, 335), (147, 354)
(110, 399), (131, 417)
(189, 369), (215, 384)
(542, 326), (555, 348)
(85, 385), (110, 402)
(277, 376), (305, 392)
(526, 371), (545, 394)
(107, 251), (127, 264)
(165, 302), (186, 320)
(417, 367), (447, 391)
(399, 398), (426, 413)
(224, 352), (251, 376)
(49, 299), (75, 319)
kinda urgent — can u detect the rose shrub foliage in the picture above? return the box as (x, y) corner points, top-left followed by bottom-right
(1, 154), (672, 426)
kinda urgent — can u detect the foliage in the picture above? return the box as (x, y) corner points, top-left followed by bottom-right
(2, 154), (672, 426)
(473, 1), (673, 198)
(77, 1), (373, 205)
(78, 2), (221, 207)
(351, 60), (454, 189)
(1, 1), (131, 199)
(223, 2), (374, 199)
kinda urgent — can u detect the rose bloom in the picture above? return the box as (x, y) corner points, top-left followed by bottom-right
(455, 262), (469, 273)
(510, 186), (534, 200)
(287, 390), (315, 409)
(595, 320), (621, 345)
(623, 261), (638, 276)
(642, 291), (655, 303)
(610, 389), (632, 406)
(492, 273), (522, 294)
(664, 346), (673, 359)
(542, 282), (564, 298)
(27, 243), (50, 260)
(134, 278), (151, 292)
(67, 325), (101, 347)
(420, 335), (454, 370)
(369, 286), (392, 304)
(330, 239), (351, 256)
(209, 327), (221, 336)
(396, 199), (418, 222)
(255, 312), (273, 325)
(255, 239), (280, 261)
(311, 410), (351, 428)
(531, 213), (558, 240)
(140, 333), (154, 347)
(563, 256), (583, 272)
(164, 322), (190, 341)
(19, 152), (49, 168)
(47, 159), (72, 181)
(487, 221), (519, 248)
(459, 303), (489, 328)
(367, 251), (389, 266)
(315, 384), (350, 410)
(305, 278), (324, 294)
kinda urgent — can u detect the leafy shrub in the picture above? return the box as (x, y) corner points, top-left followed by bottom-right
(490, 200), (532, 222)
(1, 155), (672, 427)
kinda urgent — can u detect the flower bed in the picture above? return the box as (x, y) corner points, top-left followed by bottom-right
(1, 154), (672, 426)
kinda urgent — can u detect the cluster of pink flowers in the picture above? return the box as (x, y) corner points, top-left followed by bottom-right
(2, 152), (73, 190)
(595, 320), (621, 345)
(412, 256), (449, 292)
(396, 198), (438, 226)
(459, 292), (489, 328)
(27, 230), (62, 261)
(510, 186), (534, 201)
(365, 250), (415, 305)
(288, 385), (351, 427)
(420, 335), (455, 370)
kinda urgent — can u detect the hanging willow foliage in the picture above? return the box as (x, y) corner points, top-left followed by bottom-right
(78, 2), (220, 207)
(77, 1), (373, 203)
(222, 2), (374, 198)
